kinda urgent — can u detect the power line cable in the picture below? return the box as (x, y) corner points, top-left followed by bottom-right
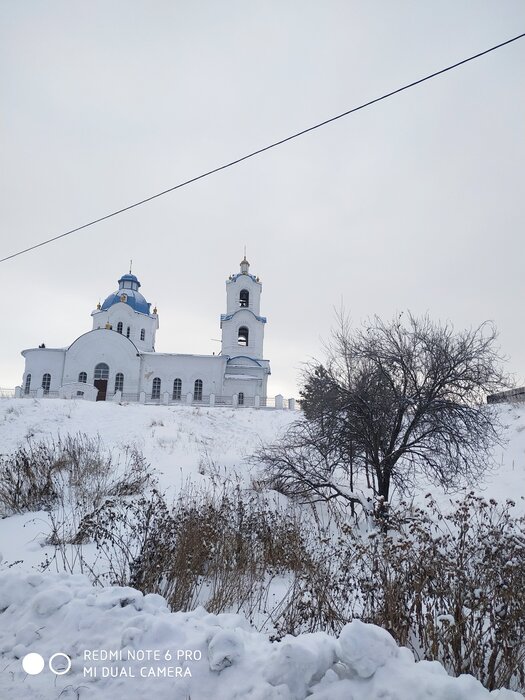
(2, 31), (524, 265)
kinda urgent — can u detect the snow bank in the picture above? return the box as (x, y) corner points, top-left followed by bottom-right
(0, 571), (522, 700)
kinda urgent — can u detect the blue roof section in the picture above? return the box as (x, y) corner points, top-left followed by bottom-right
(118, 273), (141, 287)
(101, 290), (151, 315)
(100, 272), (151, 315)
(228, 273), (260, 284)
(226, 355), (263, 367)
(221, 309), (267, 323)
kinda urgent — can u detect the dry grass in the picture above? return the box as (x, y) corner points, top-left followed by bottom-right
(0, 433), (154, 519)
(9, 434), (521, 692)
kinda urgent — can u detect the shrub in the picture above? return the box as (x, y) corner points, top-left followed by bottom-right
(0, 440), (62, 515)
(337, 493), (525, 692)
(36, 451), (525, 692)
(0, 434), (154, 518)
(72, 480), (314, 626)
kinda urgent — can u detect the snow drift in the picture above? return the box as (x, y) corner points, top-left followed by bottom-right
(0, 569), (522, 700)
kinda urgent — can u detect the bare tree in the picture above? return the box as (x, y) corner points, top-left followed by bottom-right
(257, 313), (509, 512)
(254, 417), (372, 516)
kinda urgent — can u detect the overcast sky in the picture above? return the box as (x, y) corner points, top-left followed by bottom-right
(1, 1), (524, 398)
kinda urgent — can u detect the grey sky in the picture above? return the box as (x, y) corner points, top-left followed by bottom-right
(2, 1), (524, 398)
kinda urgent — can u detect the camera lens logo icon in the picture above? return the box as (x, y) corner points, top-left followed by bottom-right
(22, 653), (45, 675)
(22, 652), (71, 676)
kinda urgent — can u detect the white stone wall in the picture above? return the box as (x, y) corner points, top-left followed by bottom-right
(225, 273), (262, 316)
(221, 308), (265, 359)
(91, 302), (158, 352)
(21, 348), (66, 395)
(139, 353), (228, 400)
(224, 355), (269, 398)
(21, 336), (268, 402)
(58, 382), (98, 400)
(63, 328), (142, 396)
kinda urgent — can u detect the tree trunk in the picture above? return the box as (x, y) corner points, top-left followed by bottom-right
(376, 463), (391, 502)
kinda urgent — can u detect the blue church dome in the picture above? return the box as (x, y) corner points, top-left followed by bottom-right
(100, 273), (152, 315)
(119, 273), (140, 287)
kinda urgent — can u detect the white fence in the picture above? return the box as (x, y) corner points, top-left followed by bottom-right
(10, 387), (298, 410)
(487, 387), (525, 404)
(0, 387), (15, 399)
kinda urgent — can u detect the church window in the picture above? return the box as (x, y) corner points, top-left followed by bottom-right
(117, 322), (123, 334)
(238, 392), (244, 406)
(152, 377), (161, 399)
(115, 373), (124, 393)
(240, 289), (249, 307)
(42, 373), (51, 394)
(94, 363), (109, 380)
(238, 326), (249, 346)
(24, 374), (31, 395)
(126, 326), (130, 338)
(78, 372), (87, 383)
(194, 379), (203, 401)
(173, 378), (182, 400)
(140, 329), (145, 341)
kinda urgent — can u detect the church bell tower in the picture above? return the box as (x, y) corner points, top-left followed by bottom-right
(220, 257), (267, 359)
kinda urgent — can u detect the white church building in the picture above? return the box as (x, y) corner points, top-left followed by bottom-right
(16, 257), (286, 408)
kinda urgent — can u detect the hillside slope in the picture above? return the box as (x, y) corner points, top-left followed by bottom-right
(1, 398), (524, 699)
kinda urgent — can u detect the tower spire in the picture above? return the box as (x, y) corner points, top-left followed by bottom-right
(240, 252), (250, 274)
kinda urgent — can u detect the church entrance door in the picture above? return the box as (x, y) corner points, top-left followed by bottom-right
(94, 379), (107, 401)
(94, 362), (110, 401)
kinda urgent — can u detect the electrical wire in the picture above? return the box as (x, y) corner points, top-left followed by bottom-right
(1, 31), (524, 265)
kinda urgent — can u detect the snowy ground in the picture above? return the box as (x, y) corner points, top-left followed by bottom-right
(0, 399), (296, 573)
(1, 398), (525, 699)
(0, 568), (522, 700)
(0, 399), (297, 491)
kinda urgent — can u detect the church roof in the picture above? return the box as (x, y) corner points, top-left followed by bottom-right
(118, 273), (140, 287)
(221, 309), (267, 323)
(100, 273), (151, 315)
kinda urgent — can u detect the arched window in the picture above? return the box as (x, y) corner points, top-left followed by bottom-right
(140, 329), (145, 341)
(117, 322), (123, 334)
(42, 373), (51, 394)
(94, 363), (109, 380)
(78, 372), (87, 383)
(173, 378), (182, 400)
(238, 326), (249, 346)
(238, 392), (244, 406)
(24, 373), (31, 395)
(152, 377), (161, 399)
(126, 326), (130, 338)
(115, 373), (124, 393)
(240, 289), (249, 308)
(193, 379), (203, 401)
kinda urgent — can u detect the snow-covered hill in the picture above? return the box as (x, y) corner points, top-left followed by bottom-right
(0, 399), (297, 489)
(1, 398), (525, 699)
(1, 398), (524, 506)
(0, 399), (296, 572)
